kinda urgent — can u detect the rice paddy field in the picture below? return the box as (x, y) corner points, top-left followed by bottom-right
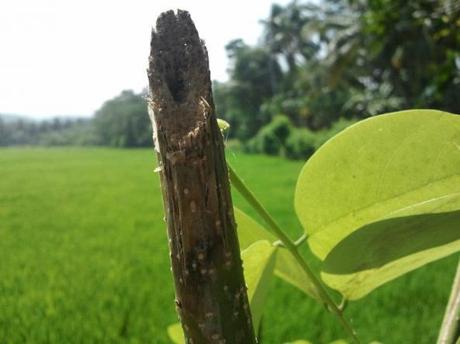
(0, 148), (457, 343)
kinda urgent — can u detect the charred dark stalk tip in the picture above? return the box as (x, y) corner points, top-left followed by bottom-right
(147, 10), (257, 344)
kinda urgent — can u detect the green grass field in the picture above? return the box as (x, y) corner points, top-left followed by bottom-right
(0, 148), (457, 343)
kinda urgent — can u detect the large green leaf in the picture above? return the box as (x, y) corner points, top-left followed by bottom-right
(295, 110), (460, 299)
(323, 196), (460, 299)
(241, 240), (277, 332)
(234, 208), (320, 300)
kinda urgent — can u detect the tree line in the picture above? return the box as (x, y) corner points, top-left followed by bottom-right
(1, 0), (458, 159)
(0, 90), (151, 148)
(215, 0), (459, 157)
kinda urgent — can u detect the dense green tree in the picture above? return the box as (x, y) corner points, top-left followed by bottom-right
(365, 0), (459, 112)
(0, 90), (150, 147)
(216, 0), (459, 142)
(93, 90), (151, 147)
(319, 0), (460, 113)
(0, 116), (96, 147)
(262, 1), (319, 76)
(0, 119), (9, 146)
(217, 40), (282, 139)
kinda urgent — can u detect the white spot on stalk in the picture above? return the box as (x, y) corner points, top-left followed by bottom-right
(148, 106), (160, 153)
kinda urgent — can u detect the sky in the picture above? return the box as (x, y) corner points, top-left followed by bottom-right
(0, 0), (291, 119)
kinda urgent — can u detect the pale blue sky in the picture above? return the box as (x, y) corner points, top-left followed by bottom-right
(0, 0), (290, 119)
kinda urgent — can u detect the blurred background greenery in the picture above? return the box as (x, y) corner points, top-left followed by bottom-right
(1, 0), (459, 160)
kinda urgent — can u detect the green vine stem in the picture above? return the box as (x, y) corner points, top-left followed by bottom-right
(228, 164), (360, 344)
(438, 258), (460, 344)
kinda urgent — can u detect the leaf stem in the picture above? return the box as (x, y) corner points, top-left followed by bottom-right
(437, 258), (460, 344)
(273, 240), (286, 248)
(339, 298), (349, 312)
(228, 164), (360, 344)
(294, 233), (308, 247)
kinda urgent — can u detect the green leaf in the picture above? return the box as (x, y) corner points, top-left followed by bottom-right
(283, 340), (313, 344)
(234, 207), (275, 249)
(217, 118), (230, 132)
(167, 323), (185, 344)
(234, 208), (320, 300)
(295, 110), (460, 299)
(241, 240), (277, 332)
(322, 196), (460, 299)
(274, 249), (320, 300)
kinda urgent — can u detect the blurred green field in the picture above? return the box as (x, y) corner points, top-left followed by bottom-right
(0, 148), (457, 343)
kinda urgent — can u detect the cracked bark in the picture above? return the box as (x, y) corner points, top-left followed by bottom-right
(147, 10), (257, 344)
